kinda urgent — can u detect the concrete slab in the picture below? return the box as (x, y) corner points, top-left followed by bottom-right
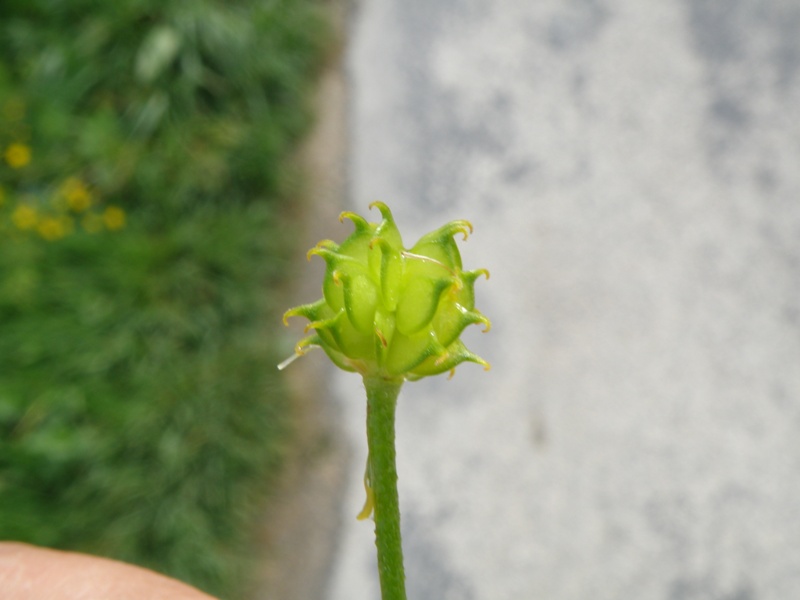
(326, 1), (800, 598)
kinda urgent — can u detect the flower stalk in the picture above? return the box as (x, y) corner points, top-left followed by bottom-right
(364, 375), (406, 600)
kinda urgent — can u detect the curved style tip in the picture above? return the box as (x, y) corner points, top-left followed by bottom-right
(451, 219), (474, 240)
(295, 337), (320, 356)
(282, 306), (303, 326)
(468, 352), (491, 372)
(368, 200), (394, 222)
(307, 245), (336, 264)
(368, 236), (390, 251)
(464, 268), (490, 282)
(305, 240), (338, 261)
(283, 299), (326, 327)
(369, 200), (395, 227)
(339, 211), (370, 232)
(304, 311), (343, 335)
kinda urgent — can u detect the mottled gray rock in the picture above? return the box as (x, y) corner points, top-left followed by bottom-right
(326, 1), (800, 599)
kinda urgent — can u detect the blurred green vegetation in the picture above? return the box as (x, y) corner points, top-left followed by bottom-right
(0, 0), (331, 597)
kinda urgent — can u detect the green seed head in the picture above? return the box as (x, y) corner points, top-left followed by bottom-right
(282, 202), (490, 381)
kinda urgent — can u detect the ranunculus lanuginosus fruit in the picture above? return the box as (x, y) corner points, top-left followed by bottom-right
(281, 201), (490, 381)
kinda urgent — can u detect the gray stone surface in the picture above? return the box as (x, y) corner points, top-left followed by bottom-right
(325, 1), (800, 598)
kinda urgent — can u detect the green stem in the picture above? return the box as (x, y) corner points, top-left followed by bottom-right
(364, 375), (407, 600)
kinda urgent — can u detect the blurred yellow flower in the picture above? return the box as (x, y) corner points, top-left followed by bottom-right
(12, 204), (38, 230)
(4, 143), (31, 169)
(37, 216), (72, 241)
(103, 206), (126, 230)
(60, 177), (93, 212)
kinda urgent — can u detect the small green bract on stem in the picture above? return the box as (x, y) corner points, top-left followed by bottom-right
(281, 202), (491, 600)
